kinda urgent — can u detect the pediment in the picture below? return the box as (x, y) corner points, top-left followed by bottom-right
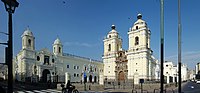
(37, 48), (52, 55)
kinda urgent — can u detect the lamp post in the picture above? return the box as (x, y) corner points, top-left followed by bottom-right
(178, 0), (182, 92)
(160, 0), (164, 93)
(1, 0), (19, 93)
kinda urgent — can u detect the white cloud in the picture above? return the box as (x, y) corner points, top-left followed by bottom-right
(64, 41), (99, 47)
(165, 51), (200, 69)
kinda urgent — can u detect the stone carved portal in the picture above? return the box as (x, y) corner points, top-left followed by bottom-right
(115, 50), (128, 82)
(118, 71), (125, 81)
(42, 69), (50, 82)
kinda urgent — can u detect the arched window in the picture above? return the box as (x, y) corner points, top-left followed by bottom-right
(22, 39), (24, 46)
(136, 26), (138, 30)
(108, 44), (111, 51)
(52, 59), (55, 63)
(119, 53), (122, 57)
(117, 44), (119, 51)
(53, 47), (55, 53)
(28, 39), (31, 46)
(135, 37), (139, 45)
(59, 47), (61, 53)
(37, 56), (40, 61)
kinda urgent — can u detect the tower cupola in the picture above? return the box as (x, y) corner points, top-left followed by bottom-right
(103, 25), (122, 55)
(21, 27), (35, 50)
(137, 13), (142, 19)
(107, 25), (119, 38)
(131, 13), (147, 31)
(53, 38), (63, 56)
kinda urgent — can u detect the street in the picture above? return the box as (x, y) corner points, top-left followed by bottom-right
(6, 81), (200, 93)
(173, 81), (200, 93)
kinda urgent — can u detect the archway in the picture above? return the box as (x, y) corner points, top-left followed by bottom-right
(94, 76), (97, 83)
(118, 71), (125, 81)
(42, 69), (50, 82)
(89, 75), (92, 82)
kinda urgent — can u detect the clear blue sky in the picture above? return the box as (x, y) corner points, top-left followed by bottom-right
(0, 0), (200, 69)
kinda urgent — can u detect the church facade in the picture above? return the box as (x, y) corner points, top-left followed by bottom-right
(103, 14), (158, 84)
(14, 29), (104, 83)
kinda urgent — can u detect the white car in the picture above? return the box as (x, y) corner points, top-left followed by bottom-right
(196, 80), (200, 84)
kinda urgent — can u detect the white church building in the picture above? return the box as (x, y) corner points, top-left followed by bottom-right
(14, 28), (104, 84)
(103, 14), (158, 84)
(14, 13), (159, 85)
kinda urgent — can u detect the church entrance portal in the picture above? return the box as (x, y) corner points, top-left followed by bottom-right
(42, 69), (50, 82)
(118, 71), (125, 81)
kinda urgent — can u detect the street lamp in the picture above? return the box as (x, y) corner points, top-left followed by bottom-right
(1, 0), (19, 93)
(2, 0), (19, 13)
(160, 0), (164, 92)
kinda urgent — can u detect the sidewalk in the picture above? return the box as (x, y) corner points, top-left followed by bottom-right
(74, 83), (180, 93)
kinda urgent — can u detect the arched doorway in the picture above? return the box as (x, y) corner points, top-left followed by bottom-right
(94, 76), (97, 83)
(89, 75), (92, 82)
(42, 69), (50, 82)
(118, 71), (125, 81)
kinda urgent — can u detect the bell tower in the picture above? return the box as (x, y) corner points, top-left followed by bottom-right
(127, 14), (152, 84)
(20, 27), (36, 79)
(53, 38), (63, 56)
(21, 27), (35, 50)
(128, 14), (150, 50)
(103, 25), (122, 80)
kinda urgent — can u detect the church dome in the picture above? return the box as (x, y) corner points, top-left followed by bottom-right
(131, 14), (147, 31)
(54, 38), (62, 45)
(107, 25), (118, 38)
(22, 27), (33, 36)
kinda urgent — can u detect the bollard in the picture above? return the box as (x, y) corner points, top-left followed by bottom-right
(89, 85), (91, 90)
(113, 82), (115, 89)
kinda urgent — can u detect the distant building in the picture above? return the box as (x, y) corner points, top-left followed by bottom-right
(164, 61), (188, 83)
(181, 64), (188, 81)
(14, 28), (103, 84)
(195, 62), (200, 74)
(0, 64), (7, 80)
(102, 14), (158, 84)
(164, 61), (178, 83)
(187, 69), (195, 80)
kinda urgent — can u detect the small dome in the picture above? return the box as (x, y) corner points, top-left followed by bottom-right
(54, 38), (62, 45)
(137, 13), (142, 19)
(111, 25), (116, 29)
(107, 25), (118, 38)
(130, 14), (147, 31)
(22, 27), (33, 36)
(109, 25), (117, 33)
